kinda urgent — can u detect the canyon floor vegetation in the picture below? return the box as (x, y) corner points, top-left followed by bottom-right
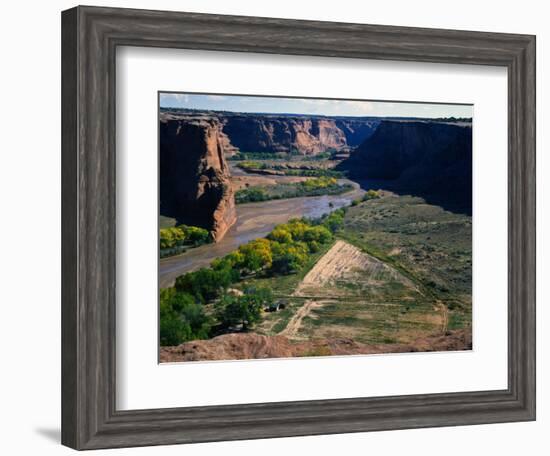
(160, 190), (472, 360)
(158, 102), (472, 361)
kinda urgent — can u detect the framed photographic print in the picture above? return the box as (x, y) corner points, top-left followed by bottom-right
(61, 5), (536, 450)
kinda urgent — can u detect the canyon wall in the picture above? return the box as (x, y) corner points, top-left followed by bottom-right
(334, 119), (381, 147)
(342, 120), (472, 212)
(222, 115), (380, 155)
(159, 111), (473, 242)
(161, 110), (380, 156)
(159, 115), (237, 241)
(222, 116), (349, 154)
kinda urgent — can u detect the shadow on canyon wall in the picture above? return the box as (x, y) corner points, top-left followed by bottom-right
(338, 120), (472, 215)
(159, 114), (237, 241)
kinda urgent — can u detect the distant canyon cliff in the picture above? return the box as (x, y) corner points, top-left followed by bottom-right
(160, 109), (472, 242)
(162, 110), (381, 156)
(340, 120), (473, 212)
(159, 114), (237, 241)
(222, 115), (380, 155)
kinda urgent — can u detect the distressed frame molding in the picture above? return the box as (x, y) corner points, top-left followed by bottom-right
(61, 5), (536, 450)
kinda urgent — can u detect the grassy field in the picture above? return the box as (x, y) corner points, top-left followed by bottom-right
(161, 191), (472, 359)
(235, 179), (353, 204)
(230, 192), (471, 346)
(339, 193), (472, 311)
(235, 159), (343, 177)
(306, 193), (471, 344)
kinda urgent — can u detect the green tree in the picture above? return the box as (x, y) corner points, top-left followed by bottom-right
(271, 241), (308, 274)
(284, 219), (309, 241)
(268, 226), (293, 244)
(175, 267), (234, 303)
(211, 250), (245, 274)
(235, 187), (268, 204)
(300, 176), (338, 190)
(362, 189), (381, 201)
(179, 225), (210, 245)
(303, 225), (333, 244)
(322, 208), (346, 233)
(160, 227), (185, 249)
(159, 290), (211, 346)
(238, 238), (273, 273)
(215, 288), (272, 330)
(307, 240), (321, 253)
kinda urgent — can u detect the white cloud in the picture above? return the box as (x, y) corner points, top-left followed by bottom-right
(159, 93), (189, 106)
(296, 99), (375, 115)
(341, 101), (375, 114)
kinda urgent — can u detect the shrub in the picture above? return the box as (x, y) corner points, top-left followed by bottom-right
(322, 208), (346, 233)
(270, 241), (308, 274)
(211, 251), (245, 272)
(237, 238), (273, 273)
(268, 226), (293, 244)
(160, 225), (211, 252)
(284, 219), (309, 241)
(236, 160), (264, 170)
(235, 177), (350, 205)
(362, 189), (381, 201)
(309, 240), (323, 253)
(271, 250), (304, 274)
(303, 225), (333, 244)
(159, 290), (211, 345)
(215, 287), (272, 330)
(229, 152), (284, 161)
(299, 176), (338, 191)
(175, 267), (234, 303)
(179, 225), (210, 245)
(160, 227), (185, 249)
(235, 187), (269, 204)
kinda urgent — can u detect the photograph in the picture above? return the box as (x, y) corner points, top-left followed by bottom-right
(158, 93), (473, 362)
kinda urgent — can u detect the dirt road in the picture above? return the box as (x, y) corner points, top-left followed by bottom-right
(279, 300), (320, 338)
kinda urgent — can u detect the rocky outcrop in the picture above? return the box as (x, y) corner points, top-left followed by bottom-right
(223, 116), (349, 154)
(159, 330), (472, 362)
(334, 119), (380, 147)
(159, 115), (237, 241)
(341, 120), (472, 212)
(160, 109), (380, 156)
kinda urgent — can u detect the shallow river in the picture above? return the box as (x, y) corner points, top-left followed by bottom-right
(158, 182), (364, 288)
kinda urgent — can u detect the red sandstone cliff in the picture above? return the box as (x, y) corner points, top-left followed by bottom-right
(222, 116), (353, 155)
(159, 114), (237, 242)
(160, 111), (380, 156)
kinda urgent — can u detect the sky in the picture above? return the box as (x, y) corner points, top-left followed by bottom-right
(159, 92), (472, 118)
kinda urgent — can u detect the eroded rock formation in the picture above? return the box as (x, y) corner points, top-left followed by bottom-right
(222, 116), (349, 154)
(159, 114), (237, 241)
(334, 119), (381, 147)
(160, 330), (472, 362)
(160, 110), (380, 156)
(341, 120), (473, 212)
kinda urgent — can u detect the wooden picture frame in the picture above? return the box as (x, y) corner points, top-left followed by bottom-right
(61, 5), (536, 450)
